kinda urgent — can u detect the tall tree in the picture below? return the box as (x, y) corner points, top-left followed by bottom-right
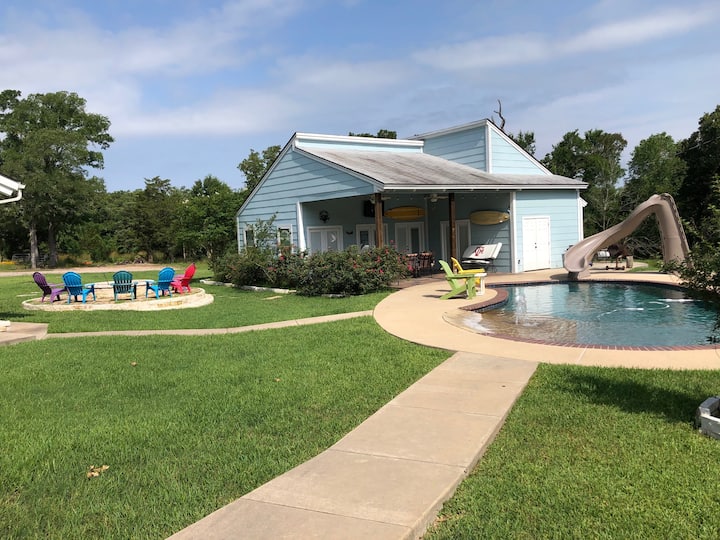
(0, 90), (113, 267)
(237, 145), (281, 192)
(133, 177), (179, 261)
(621, 133), (686, 256)
(508, 130), (536, 156)
(677, 105), (720, 244)
(543, 129), (626, 235)
(176, 175), (244, 260)
(348, 129), (397, 139)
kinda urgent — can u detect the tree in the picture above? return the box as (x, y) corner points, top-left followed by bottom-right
(176, 175), (244, 261)
(133, 177), (180, 262)
(508, 130), (536, 156)
(237, 145), (281, 192)
(543, 129), (627, 235)
(348, 129), (397, 139)
(677, 105), (720, 244)
(0, 90), (113, 267)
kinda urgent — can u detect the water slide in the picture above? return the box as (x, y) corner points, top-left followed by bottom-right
(564, 193), (689, 279)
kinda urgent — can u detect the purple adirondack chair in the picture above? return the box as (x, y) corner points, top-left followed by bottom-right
(33, 271), (66, 303)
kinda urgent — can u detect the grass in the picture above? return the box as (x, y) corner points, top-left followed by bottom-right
(425, 364), (720, 539)
(0, 317), (449, 539)
(1, 268), (390, 333)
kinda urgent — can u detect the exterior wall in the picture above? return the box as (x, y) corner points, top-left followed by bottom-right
(489, 130), (548, 174)
(513, 190), (581, 271)
(295, 135), (422, 153)
(420, 125), (488, 171)
(236, 149), (374, 250)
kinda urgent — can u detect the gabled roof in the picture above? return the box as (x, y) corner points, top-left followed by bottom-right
(296, 147), (586, 191)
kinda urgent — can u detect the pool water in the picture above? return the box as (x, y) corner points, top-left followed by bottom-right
(474, 282), (719, 347)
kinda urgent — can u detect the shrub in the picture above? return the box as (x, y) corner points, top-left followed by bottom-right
(212, 248), (273, 287)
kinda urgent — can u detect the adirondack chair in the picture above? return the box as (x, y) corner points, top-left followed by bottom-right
(62, 272), (96, 304)
(146, 267), (175, 298)
(33, 271), (66, 303)
(112, 270), (137, 301)
(438, 260), (477, 300)
(451, 257), (486, 286)
(171, 263), (196, 294)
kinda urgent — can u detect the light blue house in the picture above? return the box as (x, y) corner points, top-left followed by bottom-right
(236, 119), (587, 273)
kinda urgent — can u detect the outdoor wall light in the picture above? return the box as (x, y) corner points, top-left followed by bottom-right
(319, 210), (329, 223)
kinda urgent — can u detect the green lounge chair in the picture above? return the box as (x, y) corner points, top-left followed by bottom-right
(438, 260), (477, 300)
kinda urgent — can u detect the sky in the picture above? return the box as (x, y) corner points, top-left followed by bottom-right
(1, 0), (718, 192)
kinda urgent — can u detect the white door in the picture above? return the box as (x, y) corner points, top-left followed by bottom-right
(440, 220), (471, 261)
(395, 222), (425, 253)
(522, 217), (551, 270)
(307, 226), (342, 254)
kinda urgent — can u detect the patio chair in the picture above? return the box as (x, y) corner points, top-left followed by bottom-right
(146, 267), (175, 299)
(33, 271), (66, 303)
(418, 252), (434, 276)
(451, 257), (486, 285)
(62, 272), (96, 304)
(112, 270), (137, 301)
(171, 263), (196, 294)
(438, 260), (476, 300)
(460, 242), (502, 272)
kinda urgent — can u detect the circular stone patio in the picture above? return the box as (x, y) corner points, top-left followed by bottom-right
(23, 284), (213, 311)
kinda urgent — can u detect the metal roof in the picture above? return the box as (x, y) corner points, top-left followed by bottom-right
(298, 148), (587, 191)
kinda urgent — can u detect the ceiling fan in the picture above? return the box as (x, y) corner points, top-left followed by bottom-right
(426, 193), (449, 203)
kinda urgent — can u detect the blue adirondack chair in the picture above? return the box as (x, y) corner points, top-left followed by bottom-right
(62, 272), (96, 304)
(112, 270), (137, 301)
(146, 267), (175, 299)
(33, 271), (66, 303)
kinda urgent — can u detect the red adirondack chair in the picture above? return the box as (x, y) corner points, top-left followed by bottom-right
(171, 263), (196, 294)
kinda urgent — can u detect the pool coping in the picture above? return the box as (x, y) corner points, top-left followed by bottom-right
(457, 279), (716, 351)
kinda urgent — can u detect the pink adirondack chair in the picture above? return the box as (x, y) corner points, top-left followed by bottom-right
(171, 263), (196, 294)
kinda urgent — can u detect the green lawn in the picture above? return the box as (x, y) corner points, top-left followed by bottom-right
(0, 318), (449, 539)
(426, 364), (720, 539)
(1, 269), (390, 333)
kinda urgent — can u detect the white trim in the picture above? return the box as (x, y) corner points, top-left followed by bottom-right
(486, 121), (553, 175)
(510, 192), (517, 272)
(294, 132), (423, 148)
(296, 201), (306, 251)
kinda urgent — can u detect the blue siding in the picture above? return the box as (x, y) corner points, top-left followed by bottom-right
(237, 149), (375, 250)
(421, 125), (488, 171)
(490, 131), (547, 174)
(514, 191), (580, 270)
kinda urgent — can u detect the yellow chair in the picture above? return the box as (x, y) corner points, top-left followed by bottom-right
(451, 257), (486, 284)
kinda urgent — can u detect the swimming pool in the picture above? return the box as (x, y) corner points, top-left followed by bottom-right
(467, 282), (719, 348)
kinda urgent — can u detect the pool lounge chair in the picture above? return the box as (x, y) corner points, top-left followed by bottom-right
(438, 260), (477, 300)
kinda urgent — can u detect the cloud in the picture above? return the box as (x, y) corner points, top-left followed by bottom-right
(414, 4), (720, 71)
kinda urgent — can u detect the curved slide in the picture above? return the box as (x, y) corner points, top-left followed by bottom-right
(564, 193), (689, 279)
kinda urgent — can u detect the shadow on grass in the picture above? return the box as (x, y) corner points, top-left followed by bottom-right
(553, 366), (720, 425)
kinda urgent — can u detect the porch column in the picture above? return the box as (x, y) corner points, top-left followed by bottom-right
(449, 193), (457, 259)
(374, 193), (384, 247)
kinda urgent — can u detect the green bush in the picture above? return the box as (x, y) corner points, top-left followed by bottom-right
(212, 245), (410, 295)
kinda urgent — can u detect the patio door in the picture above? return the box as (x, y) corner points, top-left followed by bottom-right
(307, 226), (342, 254)
(395, 222), (425, 254)
(357, 224), (388, 248)
(440, 220), (471, 261)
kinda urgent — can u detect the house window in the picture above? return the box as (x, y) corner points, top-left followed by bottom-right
(277, 226), (292, 248)
(244, 227), (255, 248)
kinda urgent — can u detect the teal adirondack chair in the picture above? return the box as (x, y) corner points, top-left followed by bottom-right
(62, 272), (96, 304)
(146, 267), (175, 298)
(112, 270), (137, 301)
(438, 260), (476, 300)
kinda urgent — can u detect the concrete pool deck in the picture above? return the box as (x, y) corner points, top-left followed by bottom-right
(375, 268), (720, 370)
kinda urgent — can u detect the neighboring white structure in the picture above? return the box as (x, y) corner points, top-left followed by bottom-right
(0, 173), (24, 204)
